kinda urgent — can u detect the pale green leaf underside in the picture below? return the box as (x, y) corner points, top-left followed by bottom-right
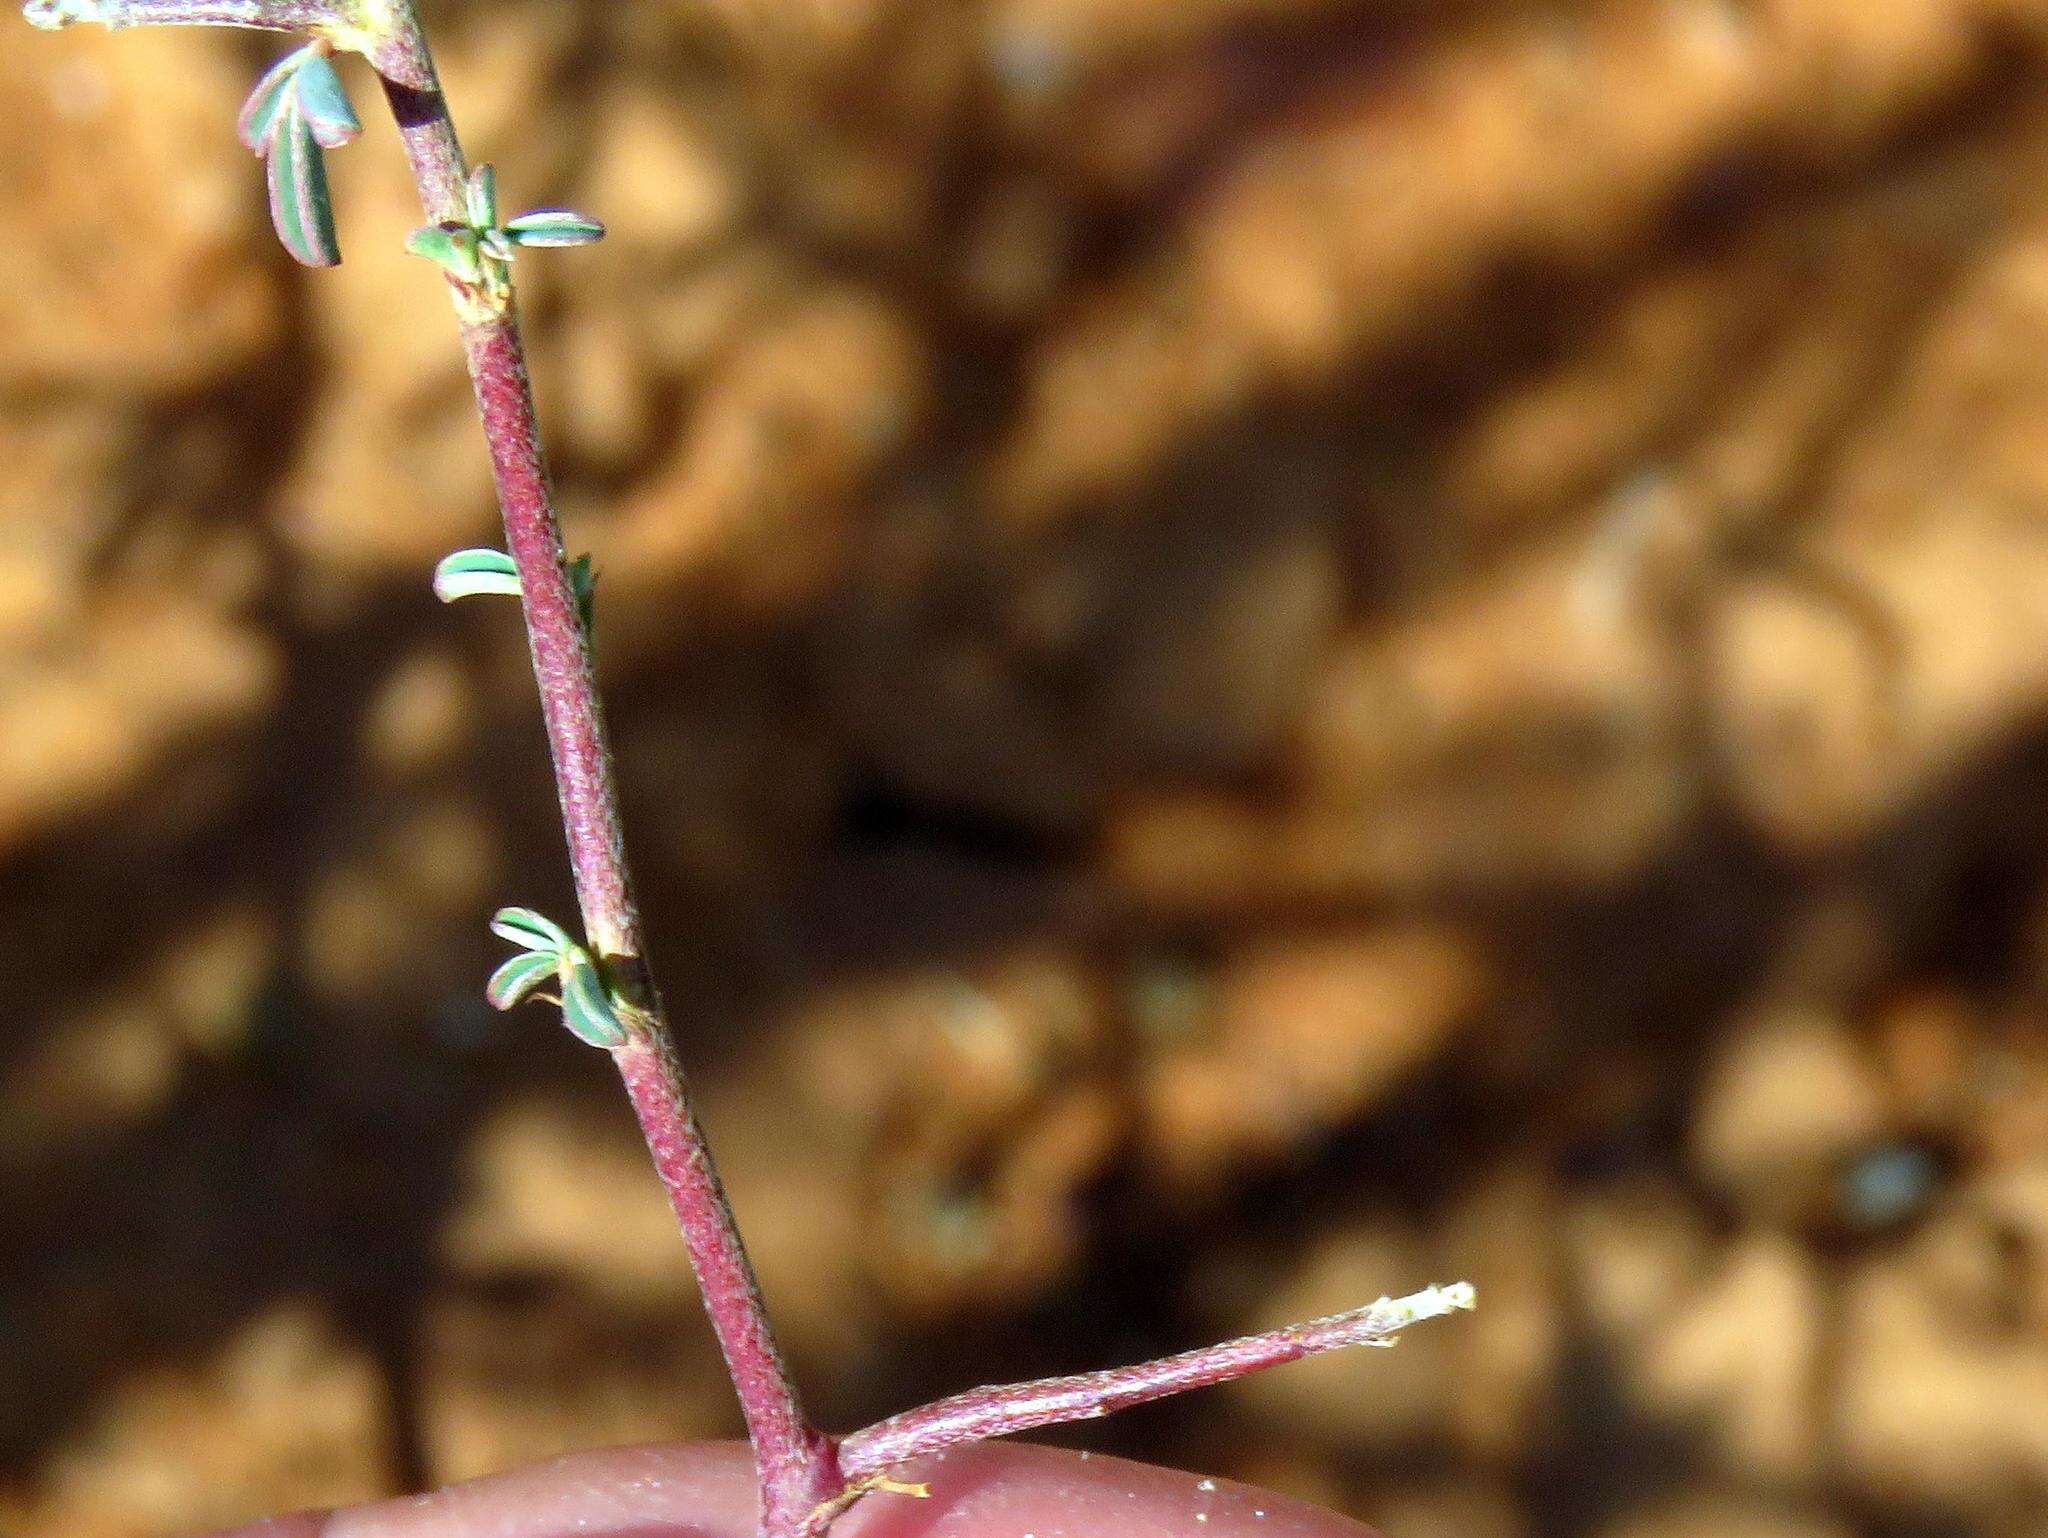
(561, 955), (628, 1048)
(486, 948), (559, 1011)
(504, 209), (606, 248)
(490, 906), (571, 954)
(434, 548), (521, 603)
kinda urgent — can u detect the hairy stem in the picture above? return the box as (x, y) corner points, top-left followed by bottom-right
(372, 18), (837, 1536)
(457, 312), (637, 954)
(23, 0), (436, 85)
(24, 0), (334, 30)
(838, 1284), (1476, 1484)
(617, 1036), (841, 1529)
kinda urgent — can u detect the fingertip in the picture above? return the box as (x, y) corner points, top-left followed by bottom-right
(840, 1444), (1381, 1538)
(208, 1512), (332, 1538)
(199, 1441), (1380, 1538)
(314, 1442), (761, 1538)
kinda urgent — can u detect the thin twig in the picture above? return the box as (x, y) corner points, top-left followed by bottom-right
(838, 1284), (1477, 1484)
(25, 0), (333, 30)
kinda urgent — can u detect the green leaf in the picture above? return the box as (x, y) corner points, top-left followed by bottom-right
(560, 954), (628, 1048)
(465, 163), (500, 233)
(568, 553), (597, 633)
(406, 221), (484, 283)
(490, 906), (571, 955)
(292, 50), (361, 150)
(433, 548), (521, 603)
(503, 209), (606, 249)
(266, 99), (341, 268)
(238, 46), (310, 152)
(239, 46), (352, 268)
(485, 948), (558, 1011)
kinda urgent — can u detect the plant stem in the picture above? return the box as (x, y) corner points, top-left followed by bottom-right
(24, 0), (332, 30)
(22, 0), (436, 84)
(837, 1284), (1476, 1484)
(456, 312), (636, 954)
(373, 23), (839, 1538)
(616, 1035), (842, 1533)
(20, 5), (1480, 1533)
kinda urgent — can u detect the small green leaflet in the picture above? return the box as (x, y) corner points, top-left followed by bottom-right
(503, 209), (607, 249)
(485, 948), (557, 1012)
(560, 956), (627, 1048)
(568, 554), (598, 634)
(405, 221), (486, 284)
(292, 53), (362, 148)
(433, 548), (522, 603)
(235, 49), (302, 151)
(269, 110), (336, 268)
(238, 45), (360, 268)
(485, 906), (628, 1049)
(408, 176), (603, 283)
(491, 906), (574, 954)
(465, 164), (500, 232)
(434, 547), (599, 634)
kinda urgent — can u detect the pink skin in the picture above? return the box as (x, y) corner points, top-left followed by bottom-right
(208, 1443), (1382, 1538)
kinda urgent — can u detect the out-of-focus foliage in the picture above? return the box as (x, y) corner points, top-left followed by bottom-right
(8, 1), (2048, 1535)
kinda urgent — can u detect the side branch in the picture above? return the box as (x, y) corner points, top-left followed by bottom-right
(25, 0), (436, 87)
(25, 0), (335, 28)
(837, 1283), (1476, 1484)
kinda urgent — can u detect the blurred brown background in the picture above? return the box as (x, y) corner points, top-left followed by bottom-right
(7, 0), (2048, 1534)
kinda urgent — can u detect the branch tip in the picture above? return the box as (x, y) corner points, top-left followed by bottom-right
(837, 1276), (1478, 1486)
(1386, 1280), (1477, 1325)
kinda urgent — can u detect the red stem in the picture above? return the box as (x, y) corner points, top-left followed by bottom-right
(23, 1), (435, 86)
(374, 45), (838, 1538)
(617, 1036), (842, 1533)
(458, 315), (637, 953)
(25, 0), (335, 30)
(836, 1285), (1475, 1483)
